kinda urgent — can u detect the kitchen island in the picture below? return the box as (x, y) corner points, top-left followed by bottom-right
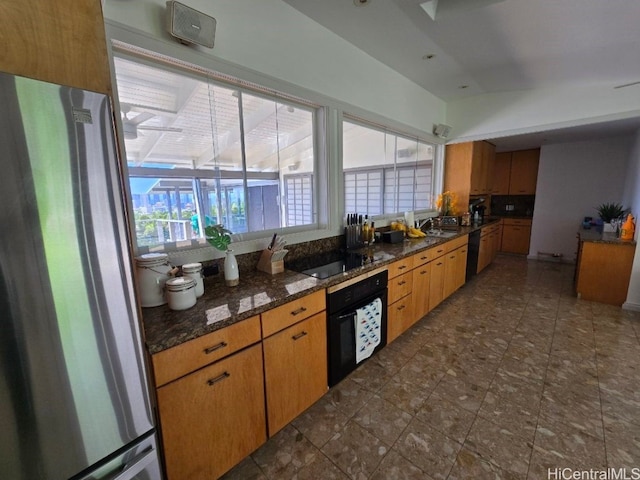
(575, 228), (636, 306)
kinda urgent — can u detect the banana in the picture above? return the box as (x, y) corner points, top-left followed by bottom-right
(408, 227), (426, 238)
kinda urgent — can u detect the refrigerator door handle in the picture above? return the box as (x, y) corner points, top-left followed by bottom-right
(112, 447), (157, 480)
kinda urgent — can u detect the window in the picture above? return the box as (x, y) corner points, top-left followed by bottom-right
(113, 54), (320, 251)
(343, 120), (435, 217)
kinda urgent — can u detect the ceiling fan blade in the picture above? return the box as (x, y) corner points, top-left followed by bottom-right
(131, 112), (155, 125)
(137, 126), (183, 133)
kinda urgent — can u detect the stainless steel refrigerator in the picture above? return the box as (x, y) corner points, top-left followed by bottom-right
(0, 72), (162, 479)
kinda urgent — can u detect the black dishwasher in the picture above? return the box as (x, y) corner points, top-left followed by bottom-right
(466, 229), (481, 281)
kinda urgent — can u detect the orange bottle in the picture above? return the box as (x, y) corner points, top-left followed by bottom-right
(620, 214), (636, 241)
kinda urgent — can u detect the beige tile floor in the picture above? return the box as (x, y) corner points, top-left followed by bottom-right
(223, 255), (640, 480)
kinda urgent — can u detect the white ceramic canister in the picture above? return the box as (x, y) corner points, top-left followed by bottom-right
(182, 262), (204, 297)
(135, 253), (173, 307)
(165, 276), (197, 311)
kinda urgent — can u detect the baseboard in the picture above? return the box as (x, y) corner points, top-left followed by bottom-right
(527, 254), (575, 264)
(622, 301), (640, 312)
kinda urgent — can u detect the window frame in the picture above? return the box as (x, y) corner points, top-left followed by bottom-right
(111, 49), (325, 254)
(341, 115), (440, 222)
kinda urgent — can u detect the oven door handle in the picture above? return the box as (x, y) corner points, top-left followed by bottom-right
(336, 312), (357, 322)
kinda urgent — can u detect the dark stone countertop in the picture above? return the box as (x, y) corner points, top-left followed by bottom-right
(578, 227), (637, 246)
(141, 221), (499, 355)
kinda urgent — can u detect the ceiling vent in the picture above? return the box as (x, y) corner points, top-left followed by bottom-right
(166, 1), (216, 48)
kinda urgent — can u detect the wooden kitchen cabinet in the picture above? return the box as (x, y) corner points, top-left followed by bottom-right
(492, 149), (540, 195)
(1, 0), (112, 95)
(263, 311), (328, 436)
(443, 235), (469, 298)
(575, 240), (635, 306)
(429, 252), (447, 310)
(478, 223), (501, 271)
(444, 140), (496, 213)
(387, 293), (414, 344)
(501, 218), (532, 254)
(492, 152), (512, 195)
(412, 255), (431, 322)
(157, 343), (267, 480)
(510, 149), (540, 194)
(387, 258), (415, 343)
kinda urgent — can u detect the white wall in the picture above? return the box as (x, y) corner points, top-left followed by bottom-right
(103, 0), (446, 136)
(446, 85), (640, 142)
(622, 130), (640, 310)
(528, 137), (633, 263)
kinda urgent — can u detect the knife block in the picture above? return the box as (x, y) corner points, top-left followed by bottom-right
(256, 248), (285, 274)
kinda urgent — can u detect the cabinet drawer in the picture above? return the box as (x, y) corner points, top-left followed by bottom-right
(503, 218), (532, 227)
(413, 249), (432, 267)
(429, 243), (448, 259)
(388, 271), (413, 304)
(387, 256), (414, 279)
(152, 315), (261, 387)
(445, 234), (468, 253)
(261, 289), (326, 338)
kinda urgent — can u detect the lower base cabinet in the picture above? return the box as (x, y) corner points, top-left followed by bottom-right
(387, 293), (414, 343)
(429, 255), (446, 309)
(157, 344), (267, 480)
(501, 219), (532, 255)
(263, 311), (328, 436)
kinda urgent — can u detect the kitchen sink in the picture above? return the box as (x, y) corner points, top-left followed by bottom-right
(425, 230), (458, 239)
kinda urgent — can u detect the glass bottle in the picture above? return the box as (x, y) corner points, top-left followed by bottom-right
(224, 249), (239, 287)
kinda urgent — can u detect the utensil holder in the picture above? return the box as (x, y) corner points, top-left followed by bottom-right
(257, 248), (287, 274)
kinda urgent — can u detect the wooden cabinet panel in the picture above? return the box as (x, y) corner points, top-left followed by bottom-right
(444, 245), (468, 298)
(263, 312), (328, 436)
(412, 262), (431, 321)
(387, 294), (414, 344)
(0, 0), (112, 95)
(445, 141), (495, 212)
(576, 242), (635, 306)
(152, 315), (261, 387)
(261, 289), (325, 337)
(492, 152), (511, 194)
(509, 149), (540, 194)
(388, 256), (414, 279)
(429, 256), (446, 310)
(388, 271), (413, 305)
(413, 250), (432, 267)
(501, 225), (532, 254)
(157, 344), (267, 480)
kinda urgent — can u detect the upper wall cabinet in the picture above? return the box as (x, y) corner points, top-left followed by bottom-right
(491, 149), (540, 195)
(444, 141), (496, 211)
(0, 0), (112, 95)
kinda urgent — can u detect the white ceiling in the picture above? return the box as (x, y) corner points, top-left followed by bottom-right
(282, 0), (640, 150)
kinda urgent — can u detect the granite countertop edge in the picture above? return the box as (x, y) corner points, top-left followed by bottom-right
(578, 228), (637, 246)
(142, 220), (499, 355)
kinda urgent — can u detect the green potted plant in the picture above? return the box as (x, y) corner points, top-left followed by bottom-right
(596, 202), (626, 233)
(205, 224), (239, 287)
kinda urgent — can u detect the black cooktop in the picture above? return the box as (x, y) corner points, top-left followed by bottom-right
(286, 250), (376, 279)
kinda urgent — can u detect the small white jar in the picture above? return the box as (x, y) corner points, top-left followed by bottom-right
(182, 262), (204, 297)
(165, 277), (197, 311)
(135, 253), (173, 307)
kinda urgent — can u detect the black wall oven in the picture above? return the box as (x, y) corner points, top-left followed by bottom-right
(326, 269), (388, 387)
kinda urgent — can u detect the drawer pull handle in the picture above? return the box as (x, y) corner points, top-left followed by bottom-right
(204, 342), (228, 354)
(292, 331), (308, 341)
(291, 306), (307, 316)
(207, 371), (230, 386)
(436, 262), (443, 266)
(420, 270), (427, 275)
(398, 280), (406, 286)
(437, 249), (444, 253)
(420, 256), (428, 260)
(397, 305), (405, 311)
(398, 265), (407, 270)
